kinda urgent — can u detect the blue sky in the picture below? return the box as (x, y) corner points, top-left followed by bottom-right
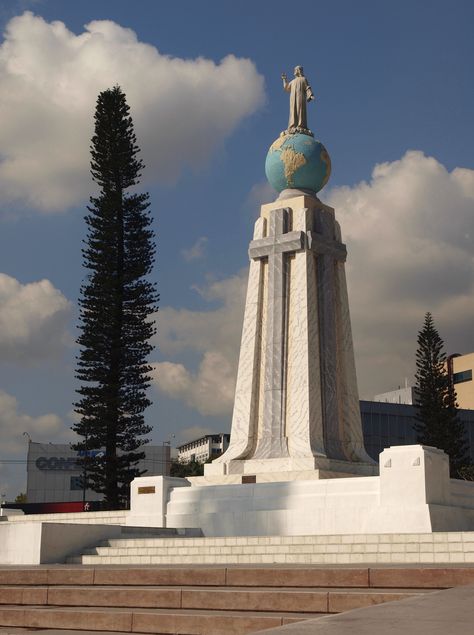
(0, 0), (473, 497)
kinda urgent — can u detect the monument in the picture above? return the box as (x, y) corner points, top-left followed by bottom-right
(205, 66), (376, 482)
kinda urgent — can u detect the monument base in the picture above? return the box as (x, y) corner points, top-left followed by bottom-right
(129, 445), (474, 536)
(202, 456), (377, 485)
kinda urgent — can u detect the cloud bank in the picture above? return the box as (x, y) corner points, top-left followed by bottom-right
(0, 389), (71, 455)
(154, 152), (474, 412)
(328, 151), (474, 397)
(152, 272), (247, 416)
(0, 274), (71, 362)
(0, 12), (265, 212)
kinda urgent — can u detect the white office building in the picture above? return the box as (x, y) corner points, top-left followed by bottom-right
(177, 434), (230, 464)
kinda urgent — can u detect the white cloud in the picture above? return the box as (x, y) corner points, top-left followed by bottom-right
(0, 273), (71, 362)
(181, 237), (208, 262)
(0, 389), (72, 455)
(153, 351), (236, 416)
(0, 12), (265, 212)
(152, 271), (247, 416)
(327, 151), (474, 398)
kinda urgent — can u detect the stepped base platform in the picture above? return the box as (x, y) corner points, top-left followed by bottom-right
(129, 446), (474, 536)
(67, 532), (474, 566)
(201, 456), (378, 483)
(0, 565), (473, 635)
(0, 525), (201, 566)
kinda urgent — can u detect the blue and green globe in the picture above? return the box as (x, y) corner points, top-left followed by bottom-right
(265, 133), (331, 194)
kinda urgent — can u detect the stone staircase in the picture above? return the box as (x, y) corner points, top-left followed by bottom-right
(67, 531), (474, 565)
(1, 565), (473, 635)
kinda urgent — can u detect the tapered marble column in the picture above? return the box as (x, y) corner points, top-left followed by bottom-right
(205, 192), (375, 480)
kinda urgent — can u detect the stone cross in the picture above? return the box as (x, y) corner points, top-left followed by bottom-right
(248, 208), (305, 458)
(246, 207), (349, 461)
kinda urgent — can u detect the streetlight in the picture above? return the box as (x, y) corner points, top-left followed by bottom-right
(163, 434), (176, 446)
(162, 435), (175, 476)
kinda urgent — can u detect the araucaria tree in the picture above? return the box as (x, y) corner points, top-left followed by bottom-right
(73, 86), (158, 508)
(414, 312), (468, 477)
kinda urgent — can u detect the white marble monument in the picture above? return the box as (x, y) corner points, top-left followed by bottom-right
(201, 67), (376, 483)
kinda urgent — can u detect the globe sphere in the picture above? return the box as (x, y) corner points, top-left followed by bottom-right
(265, 133), (331, 194)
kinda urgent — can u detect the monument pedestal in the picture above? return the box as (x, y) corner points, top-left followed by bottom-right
(202, 455), (377, 485)
(129, 446), (474, 535)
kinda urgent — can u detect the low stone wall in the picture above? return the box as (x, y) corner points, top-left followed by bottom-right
(0, 522), (123, 565)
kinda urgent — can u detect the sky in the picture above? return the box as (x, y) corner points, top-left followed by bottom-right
(0, 0), (473, 498)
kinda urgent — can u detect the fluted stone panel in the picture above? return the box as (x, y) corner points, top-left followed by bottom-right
(209, 218), (265, 467)
(335, 250), (372, 462)
(286, 205), (324, 458)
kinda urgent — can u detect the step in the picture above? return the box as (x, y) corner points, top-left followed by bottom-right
(67, 552), (474, 565)
(0, 606), (324, 635)
(0, 630), (152, 635)
(0, 585), (427, 613)
(120, 527), (202, 536)
(0, 631), (155, 635)
(2, 566), (474, 589)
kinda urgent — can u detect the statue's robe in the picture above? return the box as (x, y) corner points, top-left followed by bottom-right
(285, 76), (313, 131)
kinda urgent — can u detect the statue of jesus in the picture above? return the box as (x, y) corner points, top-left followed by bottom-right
(281, 66), (315, 135)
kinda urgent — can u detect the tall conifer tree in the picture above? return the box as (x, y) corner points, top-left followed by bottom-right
(73, 86), (158, 508)
(414, 312), (467, 477)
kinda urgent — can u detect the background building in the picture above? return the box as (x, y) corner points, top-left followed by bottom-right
(373, 385), (417, 405)
(374, 352), (474, 409)
(26, 442), (170, 504)
(361, 400), (474, 464)
(177, 434), (230, 464)
(448, 352), (474, 409)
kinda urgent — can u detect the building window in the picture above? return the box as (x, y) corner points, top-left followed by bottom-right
(70, 476), (83, 491)
(453, 369), (473, 384)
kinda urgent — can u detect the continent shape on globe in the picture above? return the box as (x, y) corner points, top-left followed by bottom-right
(265, 133), (331, 194)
